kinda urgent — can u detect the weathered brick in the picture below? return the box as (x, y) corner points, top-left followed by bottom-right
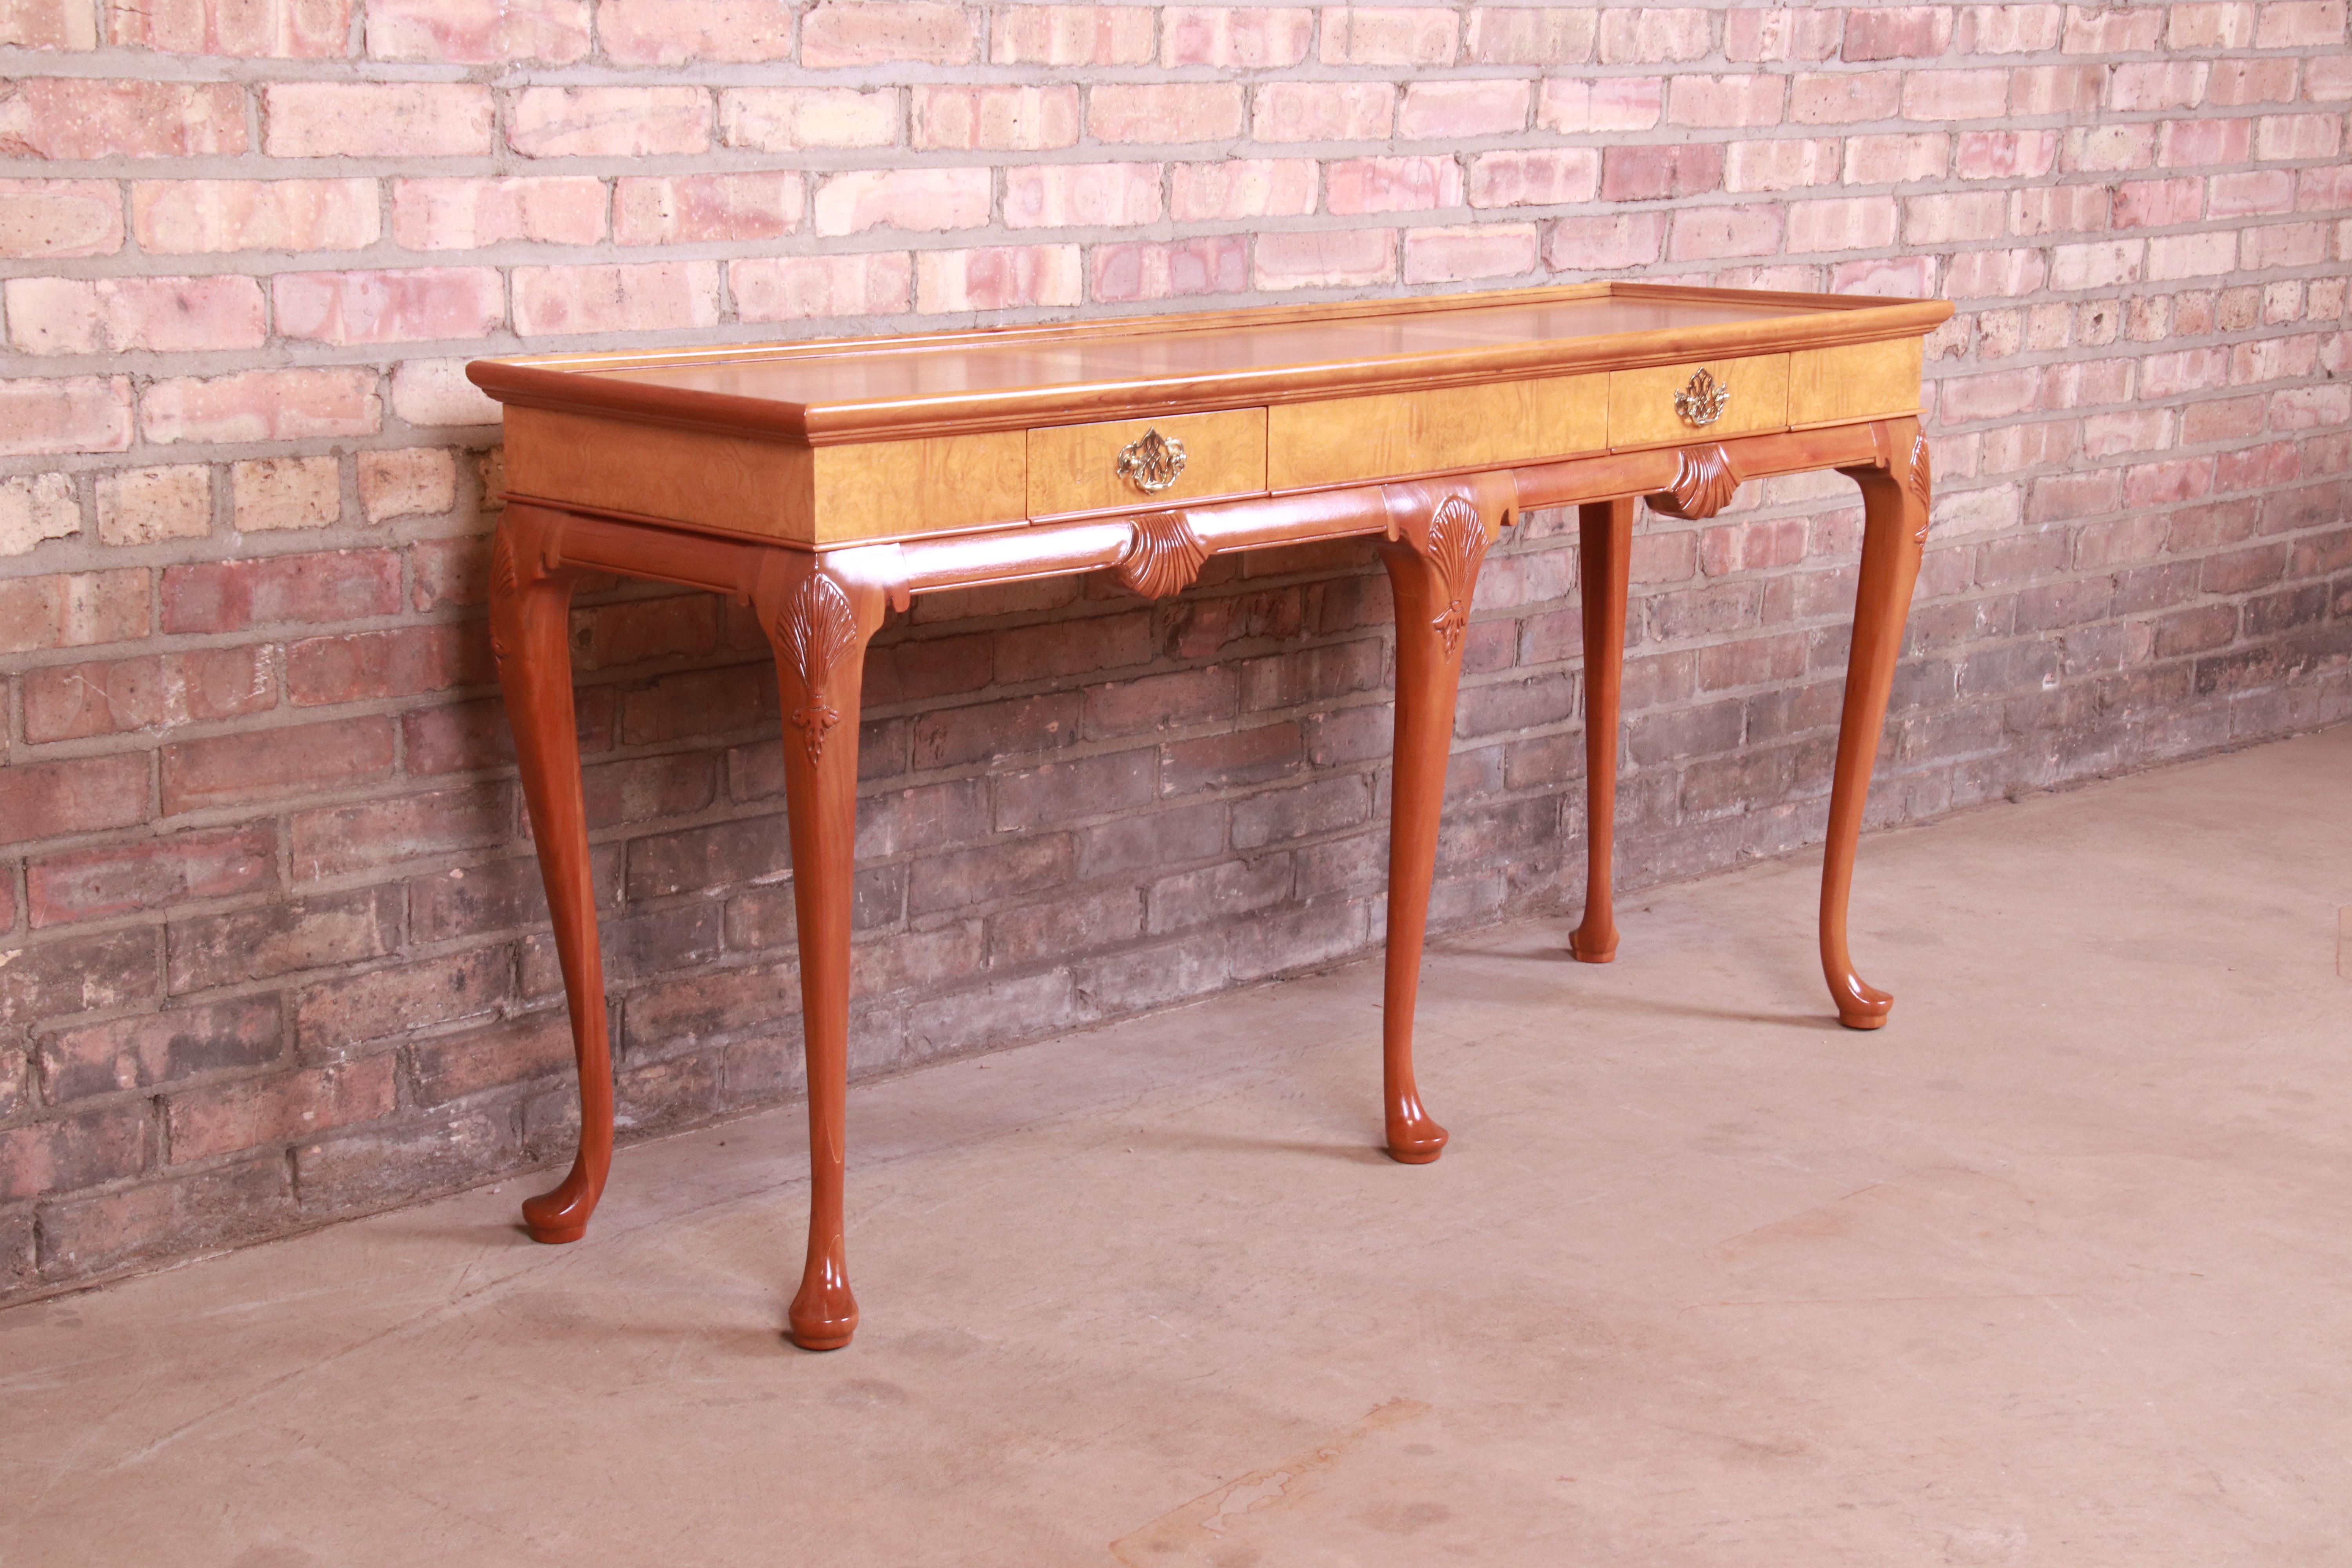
(41, 997), (281, 1105)
(28, 826), (273, 927)
(291, 783), (513, 880)
(0, 928), (158, 1029)
(0, 1106), (150, 1203)
(507, 87), (709, 157)
(0, 755), (150, 847)
(162, 550), (399, 634)
(263, 83), (490, 157)
(161, 716), (397, 814)
(0, 78), (247, 158)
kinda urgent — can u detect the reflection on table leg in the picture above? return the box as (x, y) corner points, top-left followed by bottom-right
(1824, 419), (1932, 1029)
(1570, 496), (1633, 964)
(1373, 480), (1504, 1163)
(755, 550), (887, 1349)
(490, 503), (613, 1245)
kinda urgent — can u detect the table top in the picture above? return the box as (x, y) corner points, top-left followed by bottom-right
(469, 282), (1949, 446)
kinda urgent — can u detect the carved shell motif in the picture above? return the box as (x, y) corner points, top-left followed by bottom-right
(1646, 444), (1740, 520)
(778, 573), (858, 763)
(1426, 494), (1489, 658)
(1907, 430), (1933, 543)
(1113, 511), (1209, 599)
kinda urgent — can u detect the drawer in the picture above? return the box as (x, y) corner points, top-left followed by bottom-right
(1027, 408), (1267, 517)
(1608, 354), (1789, 451)
(1788, 339), (1924, 428)
(1267, 375), (1607, 490)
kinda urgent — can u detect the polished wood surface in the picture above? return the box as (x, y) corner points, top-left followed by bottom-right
(471, 283), (1949, 1348)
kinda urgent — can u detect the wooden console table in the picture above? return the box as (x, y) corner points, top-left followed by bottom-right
(468, 282), (1951, 1349)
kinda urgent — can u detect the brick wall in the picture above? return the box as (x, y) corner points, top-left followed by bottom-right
(3, 0), (2348, 1301)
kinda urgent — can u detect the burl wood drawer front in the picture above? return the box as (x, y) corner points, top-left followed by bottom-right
(1787, 339), (1924, 428)
(1266, 375), (1608, 490)
(813, 432), (1027, 542)
(1026, 408), (1267, 517)
(1607, 353), (1790, 452)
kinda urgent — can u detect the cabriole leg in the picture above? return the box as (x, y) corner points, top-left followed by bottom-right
(1373, 483), (1503, 1164)
(1824, 422), (1933, 1029)
(490, 505), (612, 1245)
(755, 552), (886, 1350)
(1570, 497), (1633, 964)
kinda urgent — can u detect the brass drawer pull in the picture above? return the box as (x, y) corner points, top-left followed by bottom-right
(1675, 367), (1730, 427)
(1115, 428), (1187, 494)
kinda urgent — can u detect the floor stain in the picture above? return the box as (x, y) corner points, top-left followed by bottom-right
(1107, 1398), (1431, 1564)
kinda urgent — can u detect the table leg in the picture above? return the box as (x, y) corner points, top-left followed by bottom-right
(1374, 486), (1500, 1163)
(1824, 421), (1932, 1029)
(755, 552), (886, 1350)
(1569, 497), (1633, 964)
(489, 505), (613, 1244)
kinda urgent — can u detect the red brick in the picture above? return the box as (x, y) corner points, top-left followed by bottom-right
(1252, 227), (1396, 290)
(1537, 76), (1663, 132)
(1469, 148), (1602, 207)
(1399, 79), (1531, 140)
(732, 252), (913, 321)
(1844, 5), (1950, 58)
(991, 4), (1153, 62)
(0, 928), (157, 1029)
(1670, 203), (1786, 260)
(168, 1056), (395, 1161)
(110, 0), (351, 55)
(27, 826), (273, 929)
(131, 178), (377, 255)
(801, 1), (977, 64)
(511, 262), (722, 336)
(6, 274), (265, 356)
(1325, 155), (1463, 214)
(166, 886), (399, 993)
(1252, 81), (1395, 141)
(36, 1157), (292, 1278)
(1090, 83), (1248, 142)
(367, 0), (592, 62)
(0, 567), (148, 653)
(2, 0), (98, 46)
(0, 755), (150, 847)
(1791, 70), (1903, 124)
(916, 244), (1085, 311)
(410, 1011), (574, 1105)
(263, 83), (492, 157)
(1465, 7), (1597, 64)
(1668, 73), (1785, 128)
(162, 716), (397, 814)
(0, 376), (133, 457)
(162, 550), (400, 634)
(1597, 5), (1711, 62)
(273, 268), (502, 346)
(599, 0), (792, 62)
(1601, 143), (1725, 202)
(1004, 163), (1163, 227)
(0, 78), (247, 158)
(0, 1106), (150, 1203)
(390, 176), (604, 250)
(719, 87), (899, 149)
(0, 179), (123, 259)
(1544, 212), (1667, 270)
(141, 368), (378, 445)
(506, 87), (709, 157)
(1403, 223), (1541, 284)
(286, 624), (490, 708)
(1321, 5), (1456, 64)
(41, 997), (282, 1105)
(296, 946), (514, 1056)
(1091, 236), (1250, 302)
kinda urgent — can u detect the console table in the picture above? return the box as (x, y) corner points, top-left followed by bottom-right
(467, 282), (1952, 1350)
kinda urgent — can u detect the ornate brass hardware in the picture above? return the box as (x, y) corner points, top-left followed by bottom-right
(1674, 367), (1731, 428)
(1114, 428), (1188, 495)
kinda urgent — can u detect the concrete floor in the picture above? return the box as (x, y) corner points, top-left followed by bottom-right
(7, 726), (2352, 1566)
